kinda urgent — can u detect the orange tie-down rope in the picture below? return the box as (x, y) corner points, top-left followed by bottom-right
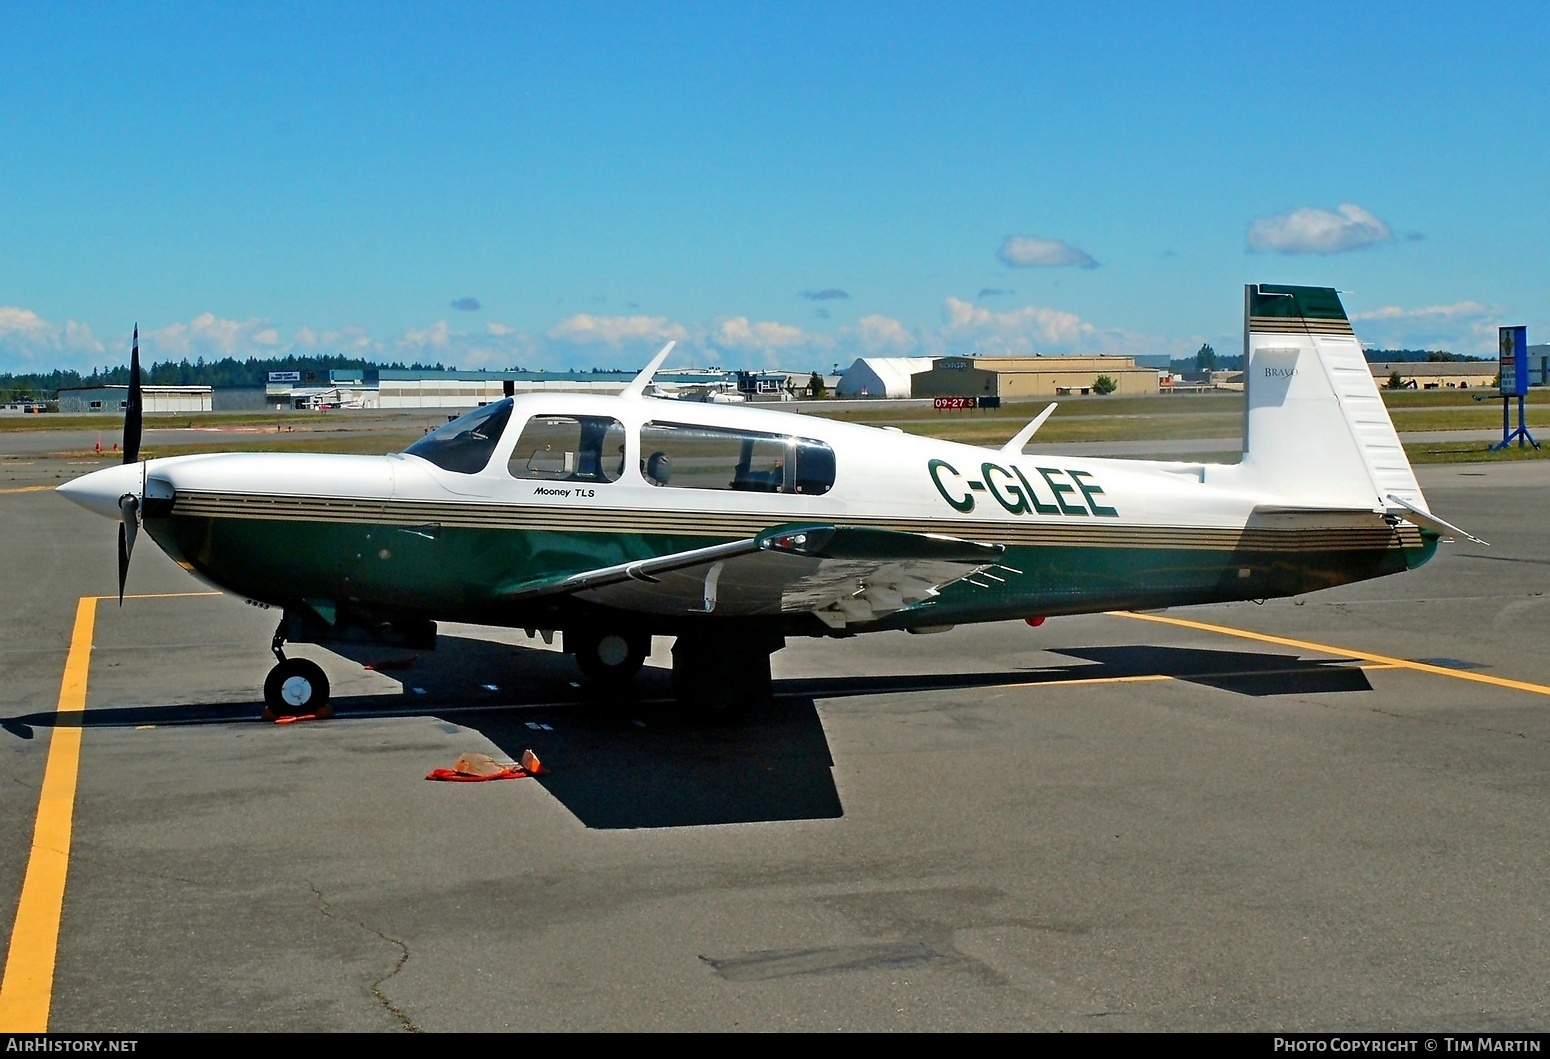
(426, 750), (545, 782)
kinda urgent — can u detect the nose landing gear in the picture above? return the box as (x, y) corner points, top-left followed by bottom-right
(263, 622), (332, 719)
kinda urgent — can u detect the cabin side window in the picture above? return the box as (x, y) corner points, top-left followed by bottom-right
(639, 422), (835, 495)
(402, 398), (513, 474)
(509, 415), (626, 483)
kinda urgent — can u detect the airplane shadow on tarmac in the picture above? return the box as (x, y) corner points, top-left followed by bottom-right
(1, 636), (1370, 829)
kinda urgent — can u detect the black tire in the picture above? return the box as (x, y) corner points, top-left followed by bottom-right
(264, 658), (331, 717)
(671, 635), (772, 722)
(570, 628), (649, 688)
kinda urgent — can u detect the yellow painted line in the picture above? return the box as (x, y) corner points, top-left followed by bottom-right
(0, 486), (53, 495)
(1111, 610), (1550, 697)
(0, 595), (97, 1031)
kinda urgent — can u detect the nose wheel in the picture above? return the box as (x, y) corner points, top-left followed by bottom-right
(263, 656), (331, 719)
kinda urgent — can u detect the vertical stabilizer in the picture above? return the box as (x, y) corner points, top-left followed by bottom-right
(1238, 284), (1424, 511)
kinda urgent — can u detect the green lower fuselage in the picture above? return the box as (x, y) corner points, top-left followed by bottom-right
(145, 505), (1437, 638)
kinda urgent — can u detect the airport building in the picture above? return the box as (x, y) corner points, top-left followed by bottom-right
(265, 370), (378, 410)
(372, 368), (808, 408)
(57, 385), (213, 414)
(377, 369), (626, 408)
(835, 357), (936, 398)
(1367, 362), (1499, 390)
(1530, 345), (1550, 386)
(911, 355), (1161, 399)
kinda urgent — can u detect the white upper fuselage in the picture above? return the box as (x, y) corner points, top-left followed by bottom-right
(59, 392), (1291, 540)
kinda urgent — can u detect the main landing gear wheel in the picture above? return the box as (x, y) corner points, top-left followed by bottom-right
(263, 658), (331, 718)
(671, 634), (774, 723)
(571, 628), (649, 688)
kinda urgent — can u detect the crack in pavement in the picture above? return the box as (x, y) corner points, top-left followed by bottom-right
(309, 880), (421, 1033)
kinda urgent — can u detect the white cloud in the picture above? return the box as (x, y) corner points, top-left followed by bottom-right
(708, 316), (817, 354)
(319, 326), (373, 352)
(1246, 203), (1392, 255)
(1351, 301), (1493, 322)
(399, 320), (453, 350)
(997, 235), (1099, 269)
(0, 308), (55, 344)
(392, 319), (540, 369)
(0, 308), (106, 370)
(0, 299), (1159, 376)
(146, 313), (279, 358)
(851, 314), (919, 354)
(1350, 300), (1502, 353)
(938, 297), (1095, 355)
(547, 313), (689, 347)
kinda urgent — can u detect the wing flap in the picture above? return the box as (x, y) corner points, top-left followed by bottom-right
(499, 524), (1004, 624)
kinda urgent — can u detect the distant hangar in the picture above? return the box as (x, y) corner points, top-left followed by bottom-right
(57, 385), (213, 414)
(836, 355), (1167, 399)
(911, 355), (1161, 398)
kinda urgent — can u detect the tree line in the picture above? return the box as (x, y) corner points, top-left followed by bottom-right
(1168, 344), (1486, 378)
(2, 344), (1496, 402)
(0, 354), (457, 401)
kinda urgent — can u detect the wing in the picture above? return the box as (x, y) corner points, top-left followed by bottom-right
(499, 523), (1004, 628)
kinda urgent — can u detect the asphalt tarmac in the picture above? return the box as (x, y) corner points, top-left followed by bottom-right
(2, 447), (1548, 1032)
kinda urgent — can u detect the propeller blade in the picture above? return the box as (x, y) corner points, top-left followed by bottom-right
(122, 324), (142, 465)
(117, 493), (139, 605)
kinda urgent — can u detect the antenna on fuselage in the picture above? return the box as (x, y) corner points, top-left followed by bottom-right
(998, 402), (1058, 456)
(620, 341), (677, 400)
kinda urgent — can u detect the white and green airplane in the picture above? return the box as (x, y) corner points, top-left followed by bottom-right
(58, 284), (1476, 719)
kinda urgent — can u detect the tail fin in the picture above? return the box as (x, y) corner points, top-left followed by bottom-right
(1237, 283), (1424, 511)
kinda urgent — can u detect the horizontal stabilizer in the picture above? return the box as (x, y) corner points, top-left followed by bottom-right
(1386, 494), (1487, 545)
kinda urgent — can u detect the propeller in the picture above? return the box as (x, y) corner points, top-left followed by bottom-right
(117, 325), (144, 604)
(123, 325), (142, 464)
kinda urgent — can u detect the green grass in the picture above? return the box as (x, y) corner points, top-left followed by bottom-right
(1402, 439), (1550, 464)
(0, 409), (447, 433)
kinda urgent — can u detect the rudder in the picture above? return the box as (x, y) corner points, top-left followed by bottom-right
(1237, 283), (1425, 511)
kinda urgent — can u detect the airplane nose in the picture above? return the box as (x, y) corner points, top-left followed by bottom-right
(56, 462), (146, 521)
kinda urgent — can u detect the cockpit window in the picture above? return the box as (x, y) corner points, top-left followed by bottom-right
(509, 415), (626, 483)
(403, 399), (513, 474)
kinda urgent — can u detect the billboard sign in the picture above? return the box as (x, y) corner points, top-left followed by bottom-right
(268, 371), (301, 383)
(1499, 326), (1528, 397)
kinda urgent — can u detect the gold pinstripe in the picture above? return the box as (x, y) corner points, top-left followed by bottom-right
(1248, 316), (1355, 335)
(167, 491), (1423, 553)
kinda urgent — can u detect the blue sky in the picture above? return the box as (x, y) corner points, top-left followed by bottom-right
(2, 1), (1546, 374)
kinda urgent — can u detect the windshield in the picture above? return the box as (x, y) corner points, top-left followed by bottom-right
(403, 399), (513, 473)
